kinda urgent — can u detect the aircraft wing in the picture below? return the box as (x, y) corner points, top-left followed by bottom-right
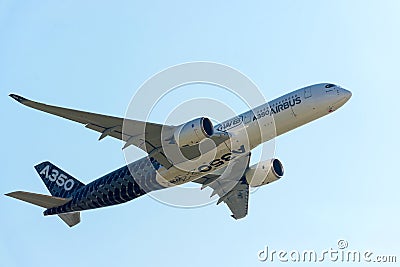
(193, 154), (251, 219)
(9, 94), (175, 168)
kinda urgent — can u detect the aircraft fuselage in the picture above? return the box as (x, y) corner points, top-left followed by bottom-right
(43, 83), (351, 216)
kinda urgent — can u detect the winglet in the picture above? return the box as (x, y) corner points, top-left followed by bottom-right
(9, 94), (28, 103)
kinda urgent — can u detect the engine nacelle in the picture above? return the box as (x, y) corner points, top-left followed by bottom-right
(245, 158), (284, 187)
(174, 117), (214, 147)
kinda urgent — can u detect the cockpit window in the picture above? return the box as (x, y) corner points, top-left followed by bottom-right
(325, 84), (335, 88)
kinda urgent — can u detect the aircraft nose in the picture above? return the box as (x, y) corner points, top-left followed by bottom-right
(342, 88), (352, 101)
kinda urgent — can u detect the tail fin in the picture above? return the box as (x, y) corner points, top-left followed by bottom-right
(34, 161), (85, 198)
(5, 191), (81, 227)
(5, 161), (85, 227)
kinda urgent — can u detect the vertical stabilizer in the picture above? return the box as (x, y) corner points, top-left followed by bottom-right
(34, 161), (85, 198)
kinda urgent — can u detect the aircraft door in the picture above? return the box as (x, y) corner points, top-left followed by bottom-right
(304, 87), (312, 99)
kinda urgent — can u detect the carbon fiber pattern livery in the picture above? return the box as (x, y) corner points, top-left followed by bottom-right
(43, 157), (164, 216)
(35, 161), (85, 198)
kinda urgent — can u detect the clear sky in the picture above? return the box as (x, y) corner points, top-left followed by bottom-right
(1, 1), (400, 266)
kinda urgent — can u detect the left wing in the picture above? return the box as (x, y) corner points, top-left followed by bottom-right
(193, 154), (251, 219)
(9, 94), (176, 168)
(9, 94), (230, 169)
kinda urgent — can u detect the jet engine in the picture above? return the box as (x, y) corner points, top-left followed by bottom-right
(245, 158), (284, 187)
(174, 117), (214, 147)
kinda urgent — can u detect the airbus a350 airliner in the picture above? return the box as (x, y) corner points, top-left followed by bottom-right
(6, 83), (351, 227)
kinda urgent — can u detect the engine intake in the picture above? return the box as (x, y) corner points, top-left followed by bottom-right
(174, 117), (214, 147)
(245, 158), (284, 187)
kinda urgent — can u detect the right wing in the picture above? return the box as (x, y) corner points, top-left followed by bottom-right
(193, 153), (251, 219)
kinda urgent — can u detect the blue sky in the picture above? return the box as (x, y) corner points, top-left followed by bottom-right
(1, 1), (400, 266)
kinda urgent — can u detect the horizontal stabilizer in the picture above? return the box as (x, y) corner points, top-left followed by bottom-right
(5, 191), (71, 208)
(5, 191), (81, 227)
(58, 212), (81, 227)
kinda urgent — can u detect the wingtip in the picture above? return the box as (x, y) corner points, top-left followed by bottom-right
(9, 94), (27, 103)
(4, 191), (18, 197)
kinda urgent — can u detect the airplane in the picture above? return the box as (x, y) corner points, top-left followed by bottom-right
(5, 83), (351, 227)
